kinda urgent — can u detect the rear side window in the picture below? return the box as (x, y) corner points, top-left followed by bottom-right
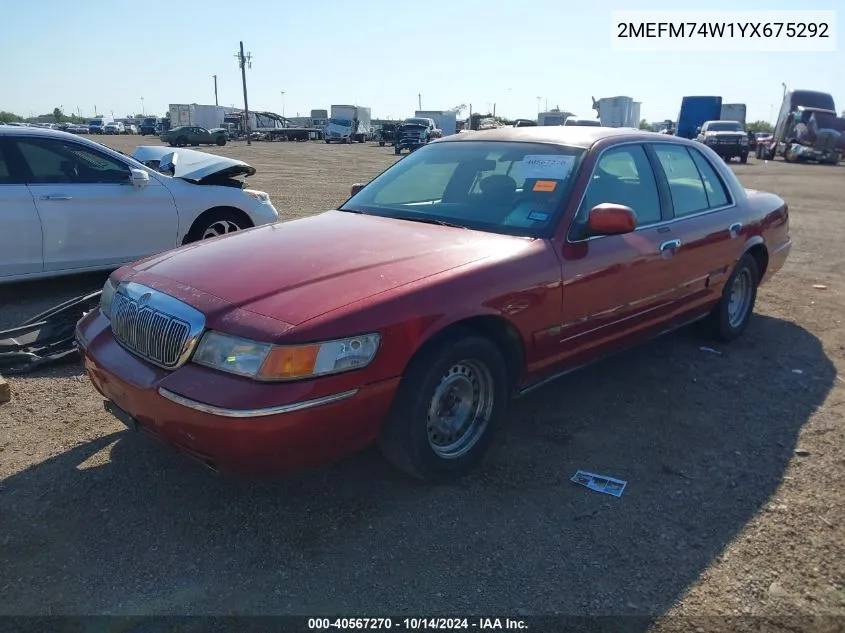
(0, 143), (14, 184)
(688, 148), (731, 208)
(652, 145), (710, 217)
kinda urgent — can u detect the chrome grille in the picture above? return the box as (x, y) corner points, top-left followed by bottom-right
(109, 282), (206, 370)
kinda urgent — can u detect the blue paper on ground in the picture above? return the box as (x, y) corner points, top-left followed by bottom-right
(571, 470), (627, 497)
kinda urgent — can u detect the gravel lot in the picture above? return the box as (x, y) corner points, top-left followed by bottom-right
(1, 135), (843, 626)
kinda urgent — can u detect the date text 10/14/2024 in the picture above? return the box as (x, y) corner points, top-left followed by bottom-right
(308, 618), (528, 630)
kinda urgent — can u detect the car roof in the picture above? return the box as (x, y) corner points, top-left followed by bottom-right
(0, 125), (132, 152)
(434, 126), (695, 149)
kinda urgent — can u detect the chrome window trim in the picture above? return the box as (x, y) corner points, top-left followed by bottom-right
(158, 387), (359, 418)
(565, 139), (739, 245)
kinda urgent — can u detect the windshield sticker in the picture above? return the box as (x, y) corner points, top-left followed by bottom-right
(520, 155), (575, 179)
(533, 180), (557, 192)
(527, 211), (550, 222)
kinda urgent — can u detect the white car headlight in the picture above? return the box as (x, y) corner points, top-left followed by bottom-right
(100, 278), (117, 320)
(243, 189), (270, 203)
(192, 331), (381, 381)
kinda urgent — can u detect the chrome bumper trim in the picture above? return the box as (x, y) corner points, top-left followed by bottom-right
(157, 387), (358, 419)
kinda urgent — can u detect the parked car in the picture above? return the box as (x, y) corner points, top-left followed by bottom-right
(76, 127), (791, 483)
(161, 125), (227, 147)
(0, 127), (279, 283)
(695, 120), (749, 163)
(123, 123), (138, 135)
(139, 117), (158, 136)
(755, 134), (774, 159)
(105, 121), (124, 135)
(88, 118), (108, 134)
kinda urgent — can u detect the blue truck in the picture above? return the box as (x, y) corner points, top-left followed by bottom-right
(676, 96), (723, 139)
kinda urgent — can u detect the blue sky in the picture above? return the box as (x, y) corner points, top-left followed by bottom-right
(1, 0), (840, 123)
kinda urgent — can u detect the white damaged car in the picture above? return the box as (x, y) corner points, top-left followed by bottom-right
(0, 126), (279, 283)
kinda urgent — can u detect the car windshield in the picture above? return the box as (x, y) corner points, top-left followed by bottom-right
(330, 118), (352, 127)
(89, 120), (102, 125)
(406, 119), (430, 126)
(340, 140), (584, 238)
(707, 121), (742, 131)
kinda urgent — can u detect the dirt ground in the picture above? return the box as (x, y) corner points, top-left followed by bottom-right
(1, 135), (843, 627)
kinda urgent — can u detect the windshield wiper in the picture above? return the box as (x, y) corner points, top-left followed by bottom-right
(338, 207), (369, 214)
(398, 216), (468, 229)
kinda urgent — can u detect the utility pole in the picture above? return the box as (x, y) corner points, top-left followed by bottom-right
(781, 82), (787, 99)
(281, 91), (285, 117)
(536, 96), (541, 116)
(235, 41), (253, 145)
(213, 75), (218, 106)
(418, 93), (422, 110)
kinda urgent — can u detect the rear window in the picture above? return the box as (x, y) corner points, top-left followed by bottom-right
(342, 140), (585, 238)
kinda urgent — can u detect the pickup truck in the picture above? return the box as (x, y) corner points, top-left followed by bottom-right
(395, 117), (441, 155)
(696, 120), (749, 163)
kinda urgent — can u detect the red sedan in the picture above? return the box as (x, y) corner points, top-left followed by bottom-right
(76, 127), (792, 482)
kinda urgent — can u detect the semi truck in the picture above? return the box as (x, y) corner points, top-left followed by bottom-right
(414, 110), (457, 136)
(168, 104), (234, 130)
(310, 109), (328, 131)
(325, 105), (372, 143)
(759, 89), (844, 165)
(720, 103), (747, 129)
(537, 110), (574, 126)
(675, 96), (722, 139)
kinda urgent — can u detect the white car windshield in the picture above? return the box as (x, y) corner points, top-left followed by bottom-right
(340, 140), (584, 238)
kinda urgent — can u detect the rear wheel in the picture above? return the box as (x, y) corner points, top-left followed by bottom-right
(739, 152), (748, 164)
(704, 254), (759, 341)
(378, 330), (509, 482)
(176, 136), (187, 147)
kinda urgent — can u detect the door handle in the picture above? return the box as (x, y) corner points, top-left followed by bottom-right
(40, 195), (72, 201)
(659, 239), (682, 252)
(729, 222), (742, 237)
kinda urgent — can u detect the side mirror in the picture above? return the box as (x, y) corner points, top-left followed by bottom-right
(588, 203), (637, 236)
(130, 169), (150, 186)
(350, 183), (365, 196)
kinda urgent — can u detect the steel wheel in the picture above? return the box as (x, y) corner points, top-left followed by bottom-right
(727, 267), (753, 328)
(426, 360), (495, 460)
(201, 219), (241, 239)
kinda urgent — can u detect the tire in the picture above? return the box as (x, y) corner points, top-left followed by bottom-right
(739, 153), (748, 164)
(216, 136), (226, 146)
(378, 330), (509, 482)
(186, 209), (250, 242)
(704, 254), (759, 342)
(325, 140), (330, 144)
(379, 141), (385, 147)
(395, 148), (401, 155)
(755, 146), (762, 159)
(176, 136), (187, 147)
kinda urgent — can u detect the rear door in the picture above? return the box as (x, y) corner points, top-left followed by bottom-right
(11, 136), (179, 272)
(0, 137), (43, 278)
(553, 143), (680, 365)
(649, 142), (745, 316)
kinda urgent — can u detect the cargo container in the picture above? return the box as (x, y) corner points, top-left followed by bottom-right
(675, 96), (722, 139)
(720, 103), (747, 128)
(414, 110), (458, 136)
(168, 104), (234, 130)
(592, 96), (637, 128)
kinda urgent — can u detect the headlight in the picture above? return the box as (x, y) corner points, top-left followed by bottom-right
(100, 278), (117, 320)
(192, 331), (381, 381)
(243, 189), (270, 203)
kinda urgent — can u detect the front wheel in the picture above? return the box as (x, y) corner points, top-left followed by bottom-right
(176, 136), (187, 147)
(739, 153), (748, 164)
(216, 136), (226, 146)
(378, 331), (509, 482)
(186, 209), (249, 242)
(704, 254), (759, 341)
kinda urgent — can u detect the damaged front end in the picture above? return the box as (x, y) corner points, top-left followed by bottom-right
(0, 291), (102, 375)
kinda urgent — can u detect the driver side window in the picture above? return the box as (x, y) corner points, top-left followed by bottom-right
(569, 144), (661, 240)
(16, 139), (129, 184)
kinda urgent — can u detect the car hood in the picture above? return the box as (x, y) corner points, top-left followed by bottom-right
(130, 146), (256, 180)
(125, 210), (530, 326)
(705, 131), (744, 137)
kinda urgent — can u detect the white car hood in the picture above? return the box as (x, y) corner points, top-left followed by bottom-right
(130, 146), (256, 181)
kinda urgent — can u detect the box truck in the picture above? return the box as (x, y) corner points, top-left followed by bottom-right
(720, 103), (747, 128)
(168, 104), (233, 130)
(325, 105), (372, 143)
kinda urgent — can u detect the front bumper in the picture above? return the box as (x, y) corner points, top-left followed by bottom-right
(707, 143), (747, 157)
(76, 310), (399, 475)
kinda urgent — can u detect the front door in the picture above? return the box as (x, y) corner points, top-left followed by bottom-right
(552, 143), (680, 367)
(0, 138), (42, 277)
(11, 136), (179, 272)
